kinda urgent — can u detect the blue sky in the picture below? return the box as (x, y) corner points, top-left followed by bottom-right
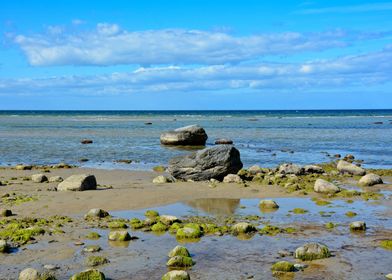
(1, 0), (392, 109)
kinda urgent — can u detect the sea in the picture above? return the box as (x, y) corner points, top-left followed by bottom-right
(0, 110), (391, 170)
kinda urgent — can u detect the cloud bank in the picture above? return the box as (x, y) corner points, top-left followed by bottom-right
(13, 24), (388, 66)
(2, 46), (392, 95)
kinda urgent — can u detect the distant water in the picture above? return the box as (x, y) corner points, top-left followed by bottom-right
(0, 110), (391, 169)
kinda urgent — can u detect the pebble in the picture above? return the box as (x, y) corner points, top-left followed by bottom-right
(74, 241), (85, 246)
(294, 263), (308, 270)
(44, 264), (59, 270)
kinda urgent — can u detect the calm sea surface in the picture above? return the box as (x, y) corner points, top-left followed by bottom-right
(0, 110), (391, 169)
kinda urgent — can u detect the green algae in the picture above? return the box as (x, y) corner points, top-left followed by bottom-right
(166, 255), (194, 267)
(379, 240), (392, 250)
(107, 221), (128, 229)
(291, 208), (308, 214)
(151, 222), (168, 232)
(345, 211), (357, 217)
(145, 210), (159, 217)
(325, 222), (335, 229)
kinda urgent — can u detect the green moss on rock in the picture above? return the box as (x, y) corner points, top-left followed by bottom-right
(85, 256), (109, 267)
(151, 222), (168, 232)
(271, 261), (295, 272)
(70, 269), (106, 280)
(379, 240), (392, 250)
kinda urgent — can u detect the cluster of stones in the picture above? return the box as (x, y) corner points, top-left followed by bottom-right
(162, 246), (193, 279)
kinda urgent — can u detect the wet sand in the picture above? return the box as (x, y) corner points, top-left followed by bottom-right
(0, 166), (392, 280)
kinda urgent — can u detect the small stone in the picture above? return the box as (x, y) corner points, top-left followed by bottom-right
(70, 269), (106, 280)
(18, 268), (40, 280)
(337, 160), (366, 176)
(294, 263), (308, 270)
(48, 176), (63, 183)
(81, 139), (93, 144)
(74, 241), (85, 246)
(223, 174), (243, 183)
(215, 138), (233, 145)
(168, 245), (191, 258)
(295, 243), (331, 261)
(85, 208), (109, 219)
(83, 245), (101, 253)
(160, 215), (180, 225)
(314, 179), (340, 194)
(232, 222), (256, 235)
(350, 221), (366, 231)
(108, 230), (132, 241)
(153, 175), (174, 184)
(358, 173), (383, 186)
(162, 270), (190, 280)
(31, 174), (48, 183)
(277, 250), (292, 257)
(259, 200), (279, 209)
(0, 209), (13, 217)
(271, 261), (295, 272)
(0, 239), (10, 253)
(85, 255), (109, 267)
(166, 255), (194, 267)
(43, 264), (59, 270)
(15, 164), (32, 170)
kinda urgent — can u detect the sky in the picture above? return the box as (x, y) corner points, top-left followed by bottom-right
(0, 0), (392, 110)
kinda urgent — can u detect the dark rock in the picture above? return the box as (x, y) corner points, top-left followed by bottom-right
(160, 125), (208, 146)
(81, 139), (93, 144)
(168, 145), (243, 181)
(215, 138), (233, 145)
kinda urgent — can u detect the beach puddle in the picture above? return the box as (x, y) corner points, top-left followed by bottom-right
(4, 197), (392, 279)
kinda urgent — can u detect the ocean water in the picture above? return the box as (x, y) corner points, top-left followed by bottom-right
(0, 110), (391, 170)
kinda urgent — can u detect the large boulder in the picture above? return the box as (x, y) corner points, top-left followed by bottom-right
(57, 174), (97, 191)
(168, 145), (243, 181)
(337, 160), (366, 176)
(160, 125), (208, 146)
(314, 179), (341, 194)
(358, 173), (383, 186)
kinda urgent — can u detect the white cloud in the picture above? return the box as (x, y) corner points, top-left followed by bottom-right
(1, 47), (392, 95)
(13, 24), (385, 66)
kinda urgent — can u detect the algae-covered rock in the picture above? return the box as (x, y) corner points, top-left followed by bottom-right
(153, 165), (166, 172)
(350, 221), (366, 231)
(232, 222), (256, 235)
(278, 163), (304, 175)
(162, 270), (190, 280)
(176, 224), (202, 239)
(83, 245), (101, 253)
(166, 255), (194, 267)
(108, 230), (131, 241)
(70, 269), (106, 280)
(295, 242), (331, 261)
(107, 221), (128, 229)
(314, 179), (340, 194)
(57, 174), (97, 191)
(151, 222), (168, 232)
(86, 232), (101, 239)
(85, 208), (109, 219)
(168, 245), (191, 258)
(259, 200), (279, 209)
(271, 261), (295, 272)
(380, 240), (392, 250)
(18, 268), (40, 280)
(145, 210), (159, 217)
(358, 173), (383, 186)
(85, 255), (109, 267)
(337, 160), (366, 176)
(31, 174), (48, 183)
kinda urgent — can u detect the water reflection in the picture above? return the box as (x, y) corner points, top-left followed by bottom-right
(184, 198), (240, 215)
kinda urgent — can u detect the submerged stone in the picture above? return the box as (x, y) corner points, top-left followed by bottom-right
(259, 200), (279, 209)
(85, 255), (109, 267)
(108, 230), (132, 241)
(295, 243), (331, 261)
(232, 222), (256, 235)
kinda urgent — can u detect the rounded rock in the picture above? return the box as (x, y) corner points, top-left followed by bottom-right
(223, 174), (243, 183)
(31, 174), (48, 183)
(337, 160), (366, 176)
(350, 221), (366, 231)
(358, 173), (383, 186)
(162, 270), (190, 280)
(295, 242), (331, 261)
(259, 200), (279, 209)
(18, 268), (40, 280)
(314, 179), (340, 194)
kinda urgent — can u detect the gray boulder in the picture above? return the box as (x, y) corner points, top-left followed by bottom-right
(18, 268), (40, 280)
(160, 125), (208, 145)
(57, 174), (97, 191)
(295, 243), (331, 260)
(314, 179), (341, 194)
(358, 173), (383, 186)
(168, 145), (243, 181)
(337, 160), (366, 176)
(278, 163), (304, 175)
(49, 176), (63, 183)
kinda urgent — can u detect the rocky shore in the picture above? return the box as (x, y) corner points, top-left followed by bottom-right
(1, 146), (392, 279)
